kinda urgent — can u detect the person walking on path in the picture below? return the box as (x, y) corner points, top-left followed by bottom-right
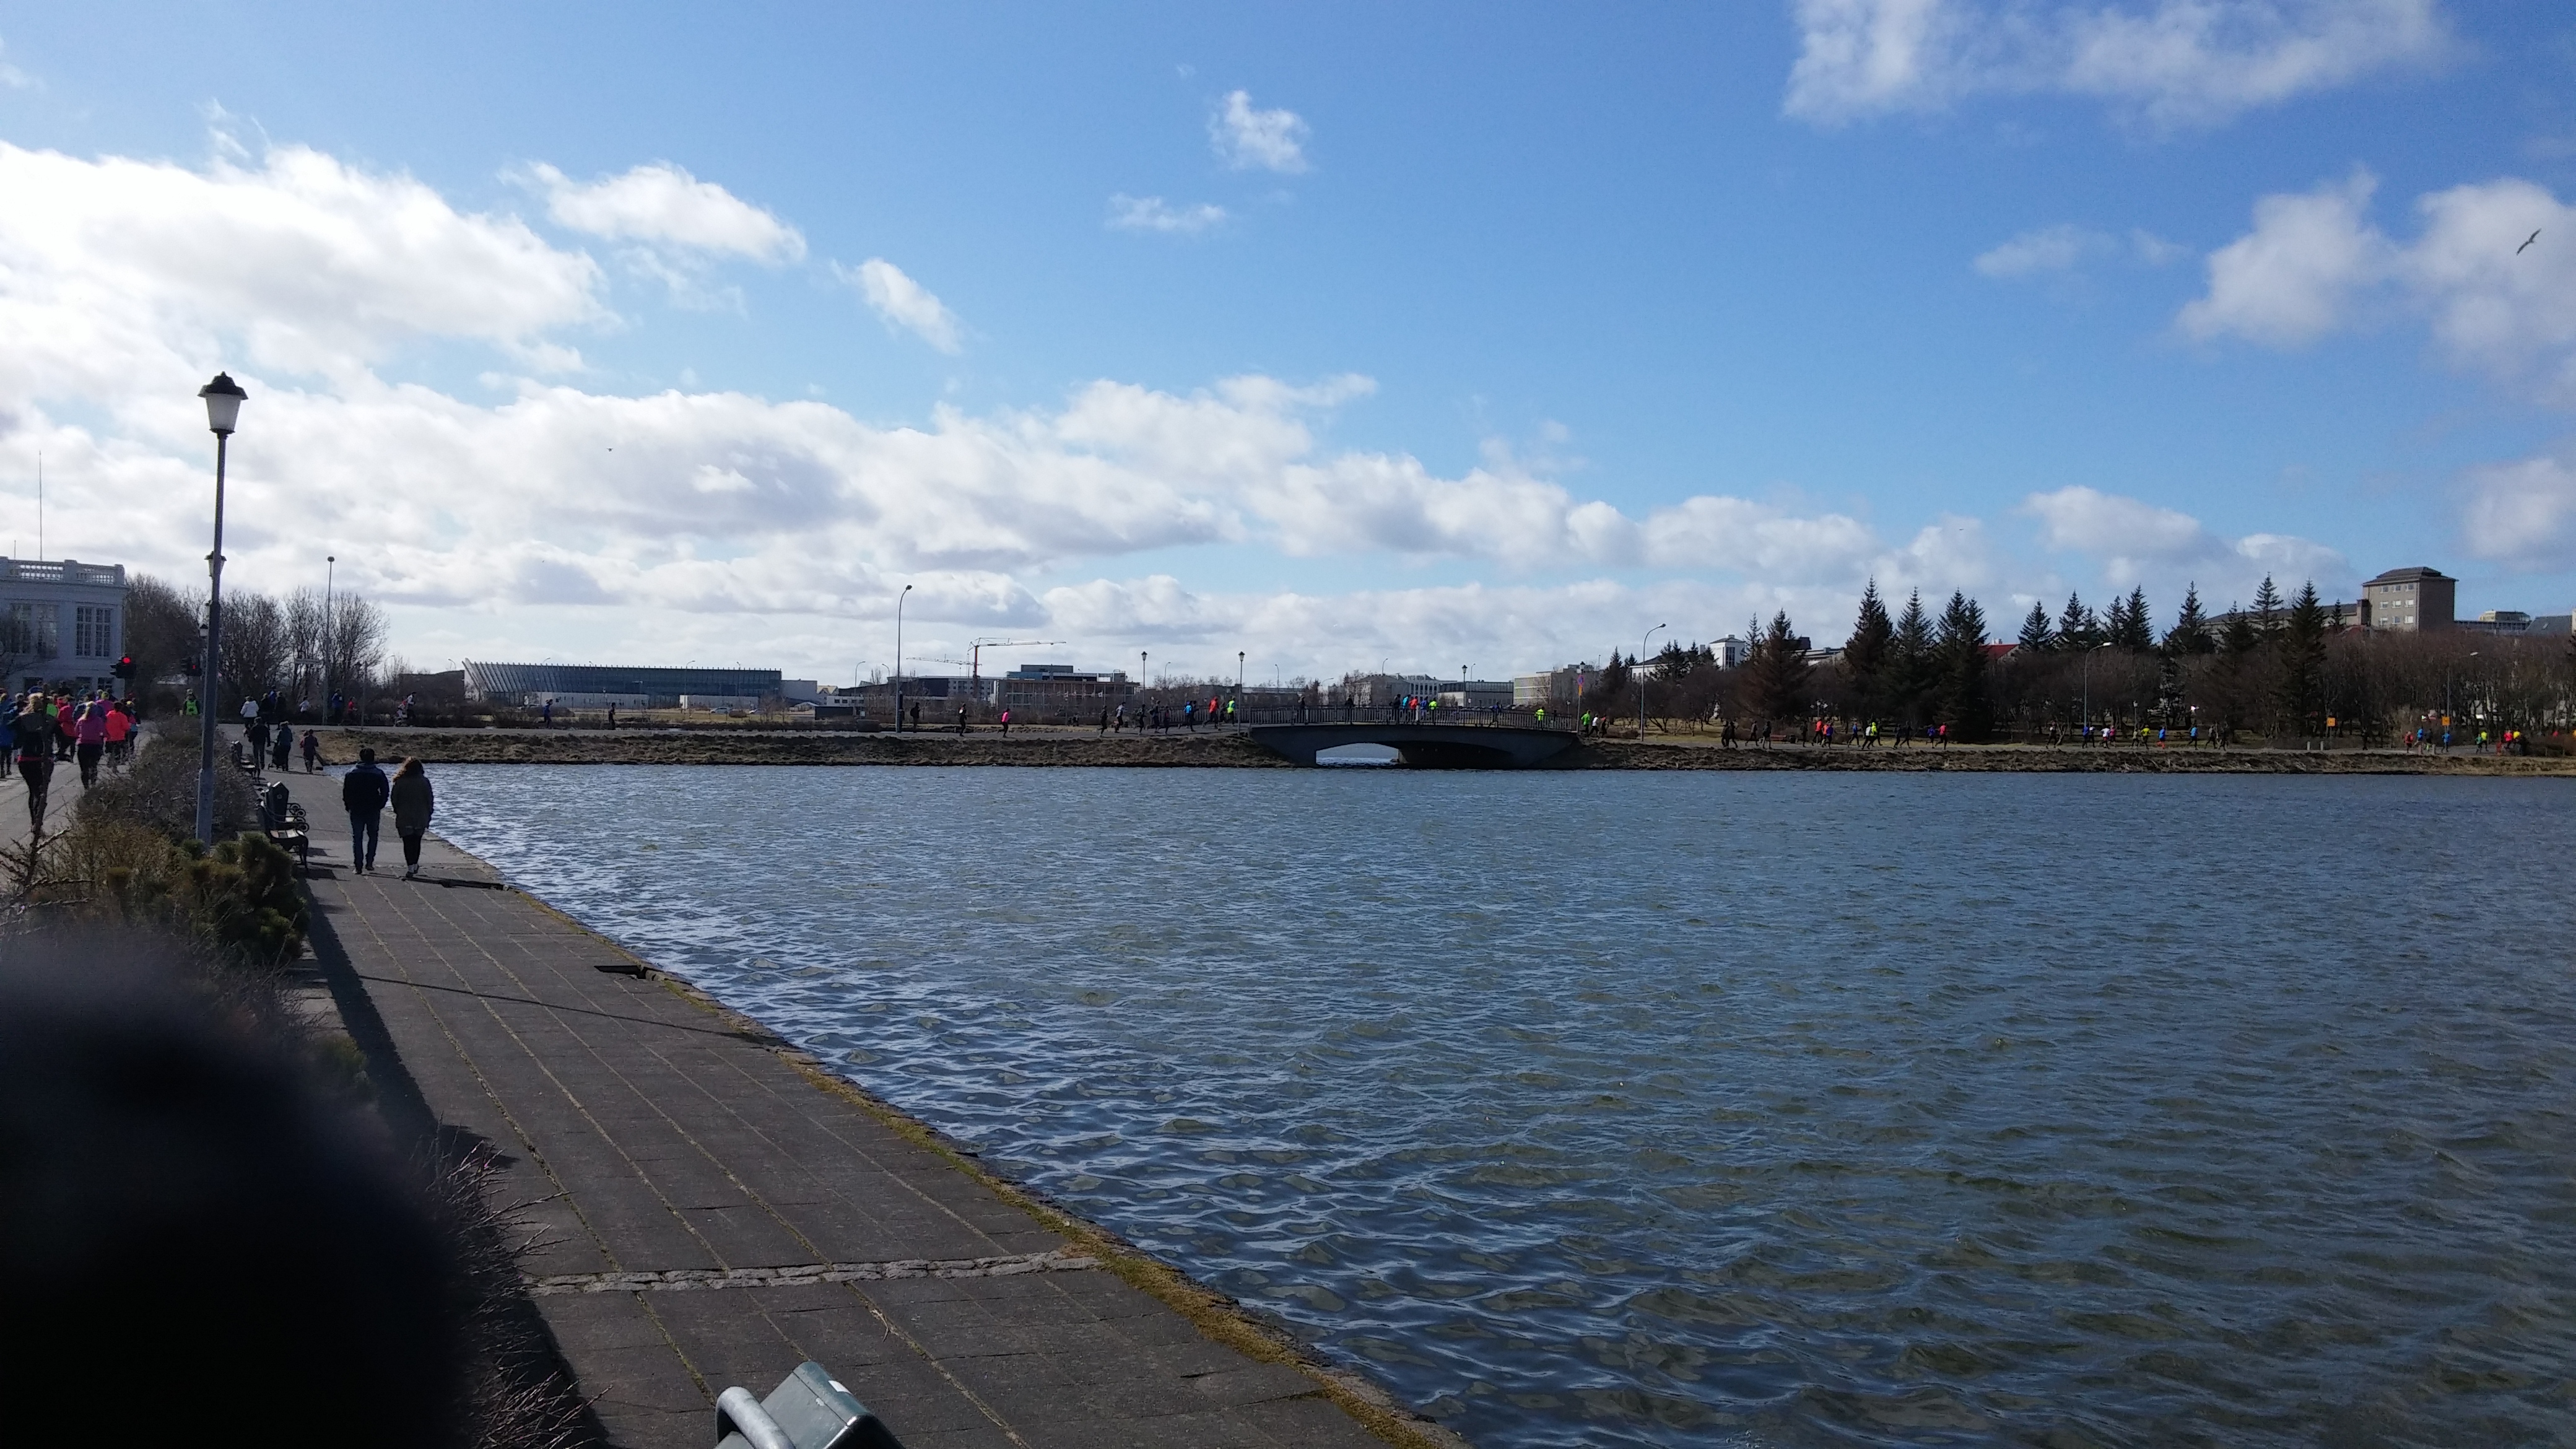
(72, 697), (108, 788)
(341, 747), (390, 875)
(389, 757), (435, 880)
(245, 715), (270, 773)
(13, 693), (58, 835)
(300, 728), (322, 773)
(103, 698), (133, 769)
(269, 717), (293, 772)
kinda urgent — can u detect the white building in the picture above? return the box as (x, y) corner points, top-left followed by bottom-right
(0, 557), (128, 694)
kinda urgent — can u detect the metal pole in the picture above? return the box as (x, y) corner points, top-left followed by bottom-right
(323, 553), (334, 719)
(194, 432), (229, 845)
(1237, 650), (1244, 725)
(1640, 624), (1666, 735)
(894, 584), (912, 731)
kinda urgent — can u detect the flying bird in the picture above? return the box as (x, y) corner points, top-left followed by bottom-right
(2519, 228), (2541, 255)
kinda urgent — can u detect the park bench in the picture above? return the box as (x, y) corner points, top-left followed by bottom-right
(715, 1361), (901, 1449)
(259, 783), (311, 874)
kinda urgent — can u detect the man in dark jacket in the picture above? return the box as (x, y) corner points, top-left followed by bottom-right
(340, 747), (389, 875)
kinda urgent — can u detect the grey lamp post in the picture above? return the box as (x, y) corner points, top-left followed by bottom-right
(893, 583), (913, 732)
(2080, 640), (2112, 740)
(1640, 624), (1666, 735)
(194, 372), (246, 846)
(1237, 650), (1245, 724)
(322, 553), (335, 720)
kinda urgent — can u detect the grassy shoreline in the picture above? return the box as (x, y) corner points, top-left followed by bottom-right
(307, 727), (2576, 775)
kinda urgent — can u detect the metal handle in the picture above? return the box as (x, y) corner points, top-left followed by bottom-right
(716, 1386), (797, 1449)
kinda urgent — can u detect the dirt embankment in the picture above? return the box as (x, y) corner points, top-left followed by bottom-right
(1564, 740), (2576, 775)
(307, 728), (2576, 775)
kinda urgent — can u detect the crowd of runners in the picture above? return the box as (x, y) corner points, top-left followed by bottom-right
(6, 690), (141, 835)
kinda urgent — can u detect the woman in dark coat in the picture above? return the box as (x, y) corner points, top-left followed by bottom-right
(389, 757), (435, 880)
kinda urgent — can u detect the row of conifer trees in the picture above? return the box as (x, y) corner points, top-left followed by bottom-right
(1587, 573), (2527, 744)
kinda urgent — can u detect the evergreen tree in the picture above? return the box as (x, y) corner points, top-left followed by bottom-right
(2112, 585), (2154, 651)
(2056, 591), (2096, 649)
(1742, 611), (1814, 722)
(1891, 589), (1937, 726)
(1588, 651), (1632, 718)
(2219, 603), (2260, 658)
(2017, 599), (2055, 652)
(2275, 581), (2328, 737)
(1843, 580), (1894, 716)
(2166, 583), (2215, 655)
(1936, 591), (1993, 740)
(2250, 575), (2286, 629)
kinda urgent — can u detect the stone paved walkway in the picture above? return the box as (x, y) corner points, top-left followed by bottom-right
(269, 768), (1418, 1449)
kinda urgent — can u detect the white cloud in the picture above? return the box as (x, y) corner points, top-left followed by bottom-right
(2460, 446), (2576, 569)
(2178, 170), (2384, 346)
(2180, 172), (2576, 396)
(0, 35), (36, 90)
(1977, 223), (2191, 277)
(2025, 484), (2217, 558)
(1107, 194), (1229, 235)
(2021, 485), (2345, 598)
(0, 139), (606, 388)
(521, 161), (804, 263)
(1977, 224), (2112, 276)
(1209, 90), (1310, 173)
(839, 258), (963, 354)
(0, 133), (2341, 684)
(1786, 0), (2450, 129)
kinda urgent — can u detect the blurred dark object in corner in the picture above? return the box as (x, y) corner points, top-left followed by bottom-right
(0, 929), (462, 1447)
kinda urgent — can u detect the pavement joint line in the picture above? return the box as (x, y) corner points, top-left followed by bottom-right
(343, 969), (749, 1037)
(528, 1249), (1102, 1295)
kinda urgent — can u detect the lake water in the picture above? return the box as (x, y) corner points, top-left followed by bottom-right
(430, 765), (2576, 1448)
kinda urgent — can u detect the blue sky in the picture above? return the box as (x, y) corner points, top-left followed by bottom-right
(3, 2), (2574, 682)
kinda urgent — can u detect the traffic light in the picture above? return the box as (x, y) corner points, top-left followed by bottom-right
(113, 654), (136, 680)
(181, 656), (202, 678)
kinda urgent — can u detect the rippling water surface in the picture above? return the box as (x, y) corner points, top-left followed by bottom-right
(432, 765), (2575, 1447)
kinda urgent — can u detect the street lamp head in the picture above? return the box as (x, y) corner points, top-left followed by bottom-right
(198, 372), (247, 435)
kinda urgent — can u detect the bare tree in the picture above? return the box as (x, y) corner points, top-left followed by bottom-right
(323, 593), (389, 699)
(215, 590), (290, 715)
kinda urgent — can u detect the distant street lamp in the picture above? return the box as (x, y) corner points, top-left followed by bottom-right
(323, 553), (336, 720)
(1640, 624), (1667, 735)
(1237, 651), (1245, 724)
(2080, 640), (2113, 740)
(193, 373), (245, 846)
(893, 583), (913, 732)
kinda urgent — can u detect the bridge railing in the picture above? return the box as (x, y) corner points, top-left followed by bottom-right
(1121, 703), (1578, 731)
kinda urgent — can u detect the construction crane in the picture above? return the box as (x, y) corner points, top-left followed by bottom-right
(964, 638), (1061, 690)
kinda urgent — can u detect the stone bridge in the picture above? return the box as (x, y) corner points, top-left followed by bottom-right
(1245, 722), (1582, 769)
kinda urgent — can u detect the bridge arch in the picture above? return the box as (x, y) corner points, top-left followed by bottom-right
(1245, 723), (1580, 770)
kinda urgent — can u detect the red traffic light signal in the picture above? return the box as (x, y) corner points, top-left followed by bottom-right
(113, 654), (136, 679)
